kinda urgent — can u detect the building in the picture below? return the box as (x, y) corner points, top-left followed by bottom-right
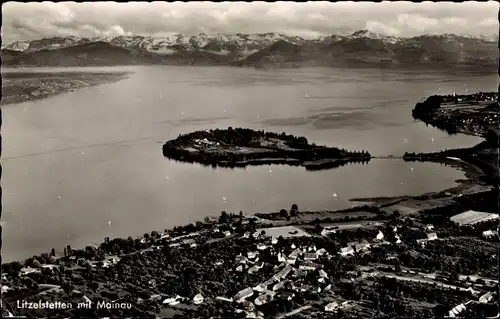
(299, 261), (322, 271)
(234, 287), (254, 303)
(340, 247), (354, 257)
(427, 233), (438, 241)
(449, 302), (470, 318)
(193, 294), (204, 305)
(482, 230), (497, 238)
(450, 210), (499, 225)
(416, 238), (428, 247)
(304, 253), (318, 261)
(325, 302), (339, 312)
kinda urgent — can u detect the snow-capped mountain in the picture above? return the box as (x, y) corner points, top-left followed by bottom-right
(2, 31), (497, 68)
(3, 41), (30, 52)
(3, 36), (90, 53)
(2, 33), (307, 56)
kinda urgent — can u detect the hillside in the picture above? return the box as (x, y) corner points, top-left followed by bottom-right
(2, 31), (498, 68)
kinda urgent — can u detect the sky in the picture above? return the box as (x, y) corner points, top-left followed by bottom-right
(2, 1), (499, 44)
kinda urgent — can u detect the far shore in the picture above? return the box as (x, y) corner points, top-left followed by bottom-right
(1, 71), (131, 105)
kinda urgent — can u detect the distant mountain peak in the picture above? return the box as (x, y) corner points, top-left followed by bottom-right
(350, 29), (382, 38)
(2, 32), (497, 69)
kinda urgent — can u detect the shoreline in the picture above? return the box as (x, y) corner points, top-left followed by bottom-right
(2, 92), (499, 318)
(0, 71), (131, 105)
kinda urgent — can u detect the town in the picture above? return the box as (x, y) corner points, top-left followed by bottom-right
(1, 93), (499, 318)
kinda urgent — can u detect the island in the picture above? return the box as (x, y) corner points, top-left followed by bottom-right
(2, 93), (499, 319)
(162, 127), (371, 169)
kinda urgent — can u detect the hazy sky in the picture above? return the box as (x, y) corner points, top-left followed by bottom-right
(2, 1), (499, 44)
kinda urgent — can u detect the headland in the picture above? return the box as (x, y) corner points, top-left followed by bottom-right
(1, 71), (131, 105)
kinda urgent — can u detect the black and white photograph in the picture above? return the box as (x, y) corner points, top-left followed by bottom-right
(1, 1), (499, 318)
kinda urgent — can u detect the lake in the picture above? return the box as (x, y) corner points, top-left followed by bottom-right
(1, 66), (495, 262)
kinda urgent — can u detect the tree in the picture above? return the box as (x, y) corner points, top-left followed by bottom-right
(61, 281), (74, 295)
(314, 224), (324, 234)
(395, 263), (402, 274)
(219, 211), (229, 224)
(279, 209), (288, 218)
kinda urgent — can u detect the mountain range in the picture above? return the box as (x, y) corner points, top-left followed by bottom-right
(2, 30), (498, 68)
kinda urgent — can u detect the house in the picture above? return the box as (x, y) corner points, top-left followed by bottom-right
(416, 238), (428, 247)
(395, 235), (402, 244)
(224, 231), (231, 237)
(316, 248), (327, 256)
(271, 237), (278, 245)
(163, 296), (180, 305)
(247, 252), (259, 259)
(20, 267), (41, 276)
(321, 228), (336, 236)
(193, 294), (204, 305)
(248, 262), (264, 274)
(299, 261), (322, 271)
(340, 247), (354, 257)
(234, 288), (254, 303)
(253, 284), (267, 293)
(449, 303), (468, 318)
(375, 231), (384, 241)
(216, 296), (234, 303)
(425, 224), (434, 231)
(286, 259), (296, 265)
(299, 285), (313, 292)
(257, 244), (267, 251)
(479, 292), (494, 304)
(304, 253), (318, 261)
(325, 302), (339, 312)
(277, 252), (286, 263)
(348, 241), (371, 253)
(483, 230), (497, 238)
(254, 293), (274, 306)
(236, 254), (248, 264)
(427, 233), (438, 241)
(272, 280), (287, 291)
(288, 248), (302, 259)
(319, 270), (328, 278)
(275, 265), (293, 279)
(299, 263), (316, 271)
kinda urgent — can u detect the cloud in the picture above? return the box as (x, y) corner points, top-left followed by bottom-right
(396, 14), (439, 32)
(365, 21), (400, 36)
(2, 1), (498, 44)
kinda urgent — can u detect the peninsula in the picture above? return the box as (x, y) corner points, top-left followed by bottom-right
(1, 71), (131, 105)
(162, 127), (371, 169)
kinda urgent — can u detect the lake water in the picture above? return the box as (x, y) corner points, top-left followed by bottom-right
(1, 66), (495, 262)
